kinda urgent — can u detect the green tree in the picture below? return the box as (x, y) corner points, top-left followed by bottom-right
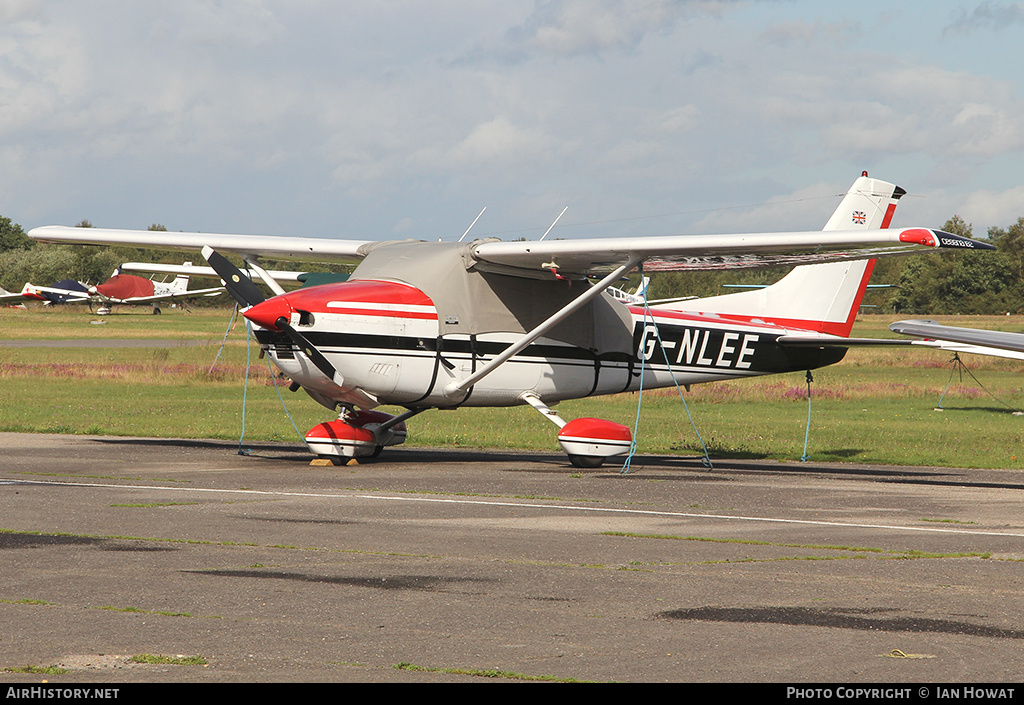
(889, 216), (1014, 314)
(0, 215), (32, 252)
(0, 246), (79, 291)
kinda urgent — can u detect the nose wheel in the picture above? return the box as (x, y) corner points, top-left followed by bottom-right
(304, 410), (408, 461)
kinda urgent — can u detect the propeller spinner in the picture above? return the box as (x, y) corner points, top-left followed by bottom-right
(201, 246), (343, 386)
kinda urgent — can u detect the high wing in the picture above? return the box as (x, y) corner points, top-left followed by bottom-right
(0, 287), (28, 303)
(28, 225), (992, 278)
(93, 288), (225, 305)
(120, 261), (307, 282)
(28, 226), (371, 264)
(889, 319), (1024, 361)
(467, 228), (989, 277)
(19, 282), (92, 303)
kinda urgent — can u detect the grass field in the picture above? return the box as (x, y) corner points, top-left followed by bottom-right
(2, 305), (1023, 469)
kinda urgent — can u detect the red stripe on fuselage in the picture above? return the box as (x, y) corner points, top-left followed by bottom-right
(273, 279), (436, 316)
(326, 306), (438, 320)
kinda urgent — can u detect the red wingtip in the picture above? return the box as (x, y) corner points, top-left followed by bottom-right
(898, 228), (937, 247)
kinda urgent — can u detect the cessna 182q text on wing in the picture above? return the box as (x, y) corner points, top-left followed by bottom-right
(28, 174), (994, 467)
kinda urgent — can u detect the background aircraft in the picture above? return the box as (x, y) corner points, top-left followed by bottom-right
(28, 174), (993, 466)
(118, 261), (351, 289)
(0, 286), (29, 306)
(18, 267), (223, 314)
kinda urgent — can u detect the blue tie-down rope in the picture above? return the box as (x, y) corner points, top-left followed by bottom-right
(238, 321), (307, 456)
(621, 281), (712, 474)
(800, 370), (813, 462)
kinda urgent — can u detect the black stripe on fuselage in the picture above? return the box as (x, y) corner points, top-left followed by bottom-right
(254, 324), (845, 377)
(632, 321), (846, 374)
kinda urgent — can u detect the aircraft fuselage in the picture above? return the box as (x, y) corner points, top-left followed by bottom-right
(248, 279), (844, 412)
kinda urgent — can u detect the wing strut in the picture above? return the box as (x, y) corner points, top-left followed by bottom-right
(243, 257), (287, 297)
(443, 256), (643, 399)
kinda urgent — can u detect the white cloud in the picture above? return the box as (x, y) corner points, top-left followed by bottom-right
(956, 185), (1024, 230)
(452, 116), (557, 165)
(690, 181), (848, 234)
(943, 1), (1024, 35)
(172, 0), (283, 46)
(758, 19), (861, 47)
(0, 0), (43, 24)
(512, 0), (721, 56)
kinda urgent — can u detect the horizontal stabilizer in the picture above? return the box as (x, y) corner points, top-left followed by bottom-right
(776, 335), (914, 347)
(890, 319), (1024, 355)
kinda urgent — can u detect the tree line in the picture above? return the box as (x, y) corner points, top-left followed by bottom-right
(2, 214), (1023, 314)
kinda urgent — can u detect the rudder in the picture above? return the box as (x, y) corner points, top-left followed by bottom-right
(654, 173), (904, 337)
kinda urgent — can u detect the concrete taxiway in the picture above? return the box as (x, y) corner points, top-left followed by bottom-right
(1, 432), (1023, 683)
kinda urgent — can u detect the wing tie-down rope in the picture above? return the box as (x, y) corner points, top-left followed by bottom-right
(621, 268), (713, 474)
(800, 369), (813, 463)
(936, 352), (1021, 413)
(208, 304), (239, 375)
(238, 318), (253, 455)
(238, 319), (307, 456)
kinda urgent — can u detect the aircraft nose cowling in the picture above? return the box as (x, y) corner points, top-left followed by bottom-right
(242, 296), (293, 331)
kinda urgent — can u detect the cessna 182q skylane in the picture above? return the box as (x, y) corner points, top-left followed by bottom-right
(28, 174), (993, 467)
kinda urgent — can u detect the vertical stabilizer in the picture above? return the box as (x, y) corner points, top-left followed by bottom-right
(171, 273), (191, 292)
(656, 173), (904, 336)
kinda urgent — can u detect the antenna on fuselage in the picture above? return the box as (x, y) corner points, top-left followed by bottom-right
(539, 206), (568, 241)
(458, 207), (487, 242)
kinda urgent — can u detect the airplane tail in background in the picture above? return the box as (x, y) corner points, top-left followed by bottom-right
(170, 270), (192, 292)
(657, 173), (905, 337)
(171, 274), (190, 291)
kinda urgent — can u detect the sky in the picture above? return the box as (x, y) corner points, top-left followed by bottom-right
(2, 0), (1024, 245)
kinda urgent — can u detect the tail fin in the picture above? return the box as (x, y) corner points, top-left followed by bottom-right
(659, 173), (904, 337)
(170, 274), (190, 292)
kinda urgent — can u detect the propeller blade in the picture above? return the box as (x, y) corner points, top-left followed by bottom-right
(201, 246), (265, 308)
(275, 316), (341, 385)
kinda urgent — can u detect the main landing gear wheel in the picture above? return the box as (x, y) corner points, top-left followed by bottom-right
(557, 418), (631, 469)
(568, 455), (604, 469)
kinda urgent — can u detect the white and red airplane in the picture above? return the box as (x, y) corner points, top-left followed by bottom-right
(28, 173), (994, 466)
(18, 268), (223, 314)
